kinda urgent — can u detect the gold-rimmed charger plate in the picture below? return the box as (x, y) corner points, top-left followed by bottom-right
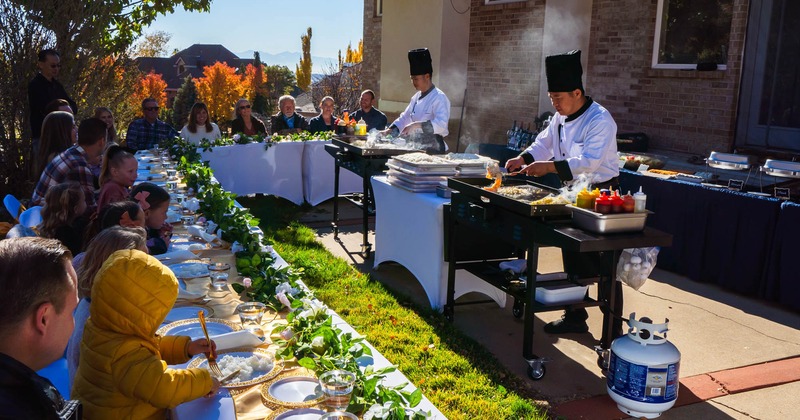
(260, 371), (325, 409)
(186, 347), (283, 388)
(156, 318), (239, 340)
(164, 305), (214, 323)
(265, 407), (326, 420)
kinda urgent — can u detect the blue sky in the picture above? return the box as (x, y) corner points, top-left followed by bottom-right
(144, 0), (364, 59)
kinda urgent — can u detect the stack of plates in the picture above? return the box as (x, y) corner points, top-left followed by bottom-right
(386, 153), (496, 193)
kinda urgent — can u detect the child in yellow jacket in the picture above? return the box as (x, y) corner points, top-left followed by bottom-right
(72, 249), (220, 419)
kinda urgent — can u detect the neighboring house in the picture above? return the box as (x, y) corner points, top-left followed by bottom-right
(136, 44), (254, 107)
(362, 0), (798, 156)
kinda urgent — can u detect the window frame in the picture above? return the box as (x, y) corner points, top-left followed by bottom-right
(651, 0), (729, 70)
(375, 0), (382, 17)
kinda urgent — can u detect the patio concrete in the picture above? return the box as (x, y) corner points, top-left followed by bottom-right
(299, 198), (800, 419)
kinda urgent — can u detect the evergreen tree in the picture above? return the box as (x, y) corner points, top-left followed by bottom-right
(172, 75), (197, 129)
(295, 27), (312, 91)
(252, 51), (268, 114)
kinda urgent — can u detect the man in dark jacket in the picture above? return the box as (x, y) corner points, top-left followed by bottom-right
(0, 238), (82, 419)
(28, 49), (78, 151)
(269, 95), (308, 135)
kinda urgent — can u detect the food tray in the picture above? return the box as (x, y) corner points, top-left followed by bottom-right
(761, 159), (800, 179)
(567, 205), (650, 234)
(676, 173), (705, 183)
(535, 284), (589, 305)
(387, 170), (446, 185)
(448, 177), (571, 217)
(386, 162), (457, 176)
(387, 176), (438, 193)
(619, 152), (668, 170)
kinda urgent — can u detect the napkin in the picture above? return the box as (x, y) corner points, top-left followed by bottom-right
(499, 259), (527, 274)
(184, 198), (200, 212)
(187, 225), (218, 243)
(177, 287), (206, 302)
(210, 330), (265, 351)
(156, 250), (198, 264)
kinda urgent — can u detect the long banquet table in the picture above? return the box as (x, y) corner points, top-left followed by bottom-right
(371, 175), (507, 310)
(619, 169), (799, 311)
(200, 141), (362, 205)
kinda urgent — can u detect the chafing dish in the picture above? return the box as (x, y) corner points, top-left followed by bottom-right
(706, 151), (751, 170)
(760, 159), (800, 179)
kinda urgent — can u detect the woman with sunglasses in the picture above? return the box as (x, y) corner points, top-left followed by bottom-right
(181, 102), (221, 145)
(230, 98), (266, 136)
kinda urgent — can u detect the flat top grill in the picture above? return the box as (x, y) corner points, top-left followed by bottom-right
(448, 177), (572, 217)
(332, 137), (416, 157)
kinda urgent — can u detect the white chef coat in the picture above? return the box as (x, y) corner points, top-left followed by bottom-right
(522, 99), (618, 184)
(391, 86), (451, 137)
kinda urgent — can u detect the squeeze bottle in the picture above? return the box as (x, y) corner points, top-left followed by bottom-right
(633, 186), (647, 213)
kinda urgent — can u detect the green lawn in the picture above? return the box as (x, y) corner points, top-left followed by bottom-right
(238, 195), (549, 420)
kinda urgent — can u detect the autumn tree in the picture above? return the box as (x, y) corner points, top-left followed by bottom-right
(295, 27), (312, 91)
(265, 65), (296, 113)
(249, 52), (269, 115)
(195, 61), (246, 128)
(131, 31), (172, 57)
(172, 75), (197, 129)
(345, 40), (363, 64)
(132, 71), (168, 111)
(312, 62), (362, 115)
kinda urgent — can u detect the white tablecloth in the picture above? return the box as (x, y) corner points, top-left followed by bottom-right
(371, 176), (507, 310)
(201, 142), (305, 204)
(302, 140), (363, 206)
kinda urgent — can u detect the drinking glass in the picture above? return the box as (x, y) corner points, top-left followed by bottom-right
(174, 194), (186, 206)
(166, 169), (177, 179)
(166, 180), (178, 192)
(207, 262), (230, 292)
(318, 370), (356, 411)
(180, 215), (194, 225)
(236, 302), (266, 333)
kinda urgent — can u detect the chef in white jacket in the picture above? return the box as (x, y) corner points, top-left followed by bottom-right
(506, 50), (623, 337)
(384, 48), (451, 153)
(506, 50), (619, 189)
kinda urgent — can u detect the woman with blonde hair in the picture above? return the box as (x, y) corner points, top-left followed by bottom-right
(230, 98), (266, 135)
(65, 225), (148, 383)
(181, 102), (221, 144)
(308, 96), (337, 134)
(94, 107), (119, 146)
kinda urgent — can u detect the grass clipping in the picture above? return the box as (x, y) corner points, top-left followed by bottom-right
(240, 196), (548, 420)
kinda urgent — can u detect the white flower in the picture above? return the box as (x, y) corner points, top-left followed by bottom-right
(297, 298), (327, 319)
(311, 336), (325, 348)
(233, 134), (241, 141)
(243, 277), (252, 288)
(276, 282), (300, 297)
(279, 328), (293, 340)
(276, 291), (291, 308)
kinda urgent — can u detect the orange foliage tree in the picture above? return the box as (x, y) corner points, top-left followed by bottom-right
(243, 63), (269, 114)
(195, 61), (246, 125)
(131, 70), (168, 110)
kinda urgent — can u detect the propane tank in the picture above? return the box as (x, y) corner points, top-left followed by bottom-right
(607, 313), (681, 419)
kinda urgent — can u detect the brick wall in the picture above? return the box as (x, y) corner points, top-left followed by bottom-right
(362, 0), (382, 100)
(587, 0), (749, 155)
(462, 0), (546, 148)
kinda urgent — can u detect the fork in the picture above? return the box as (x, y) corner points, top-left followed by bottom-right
(198, 311), (222, 377)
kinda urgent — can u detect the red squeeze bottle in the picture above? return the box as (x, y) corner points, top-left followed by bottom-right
(622, 191), (636, 213)
(594, 194), (612, 214)
(610, 190), (624, 213)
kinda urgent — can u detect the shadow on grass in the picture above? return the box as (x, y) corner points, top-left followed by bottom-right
(237, 195), (549, 419)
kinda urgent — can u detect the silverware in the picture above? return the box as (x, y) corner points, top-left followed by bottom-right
(198, 311), (222, 377)
(218, 369), (241, 385)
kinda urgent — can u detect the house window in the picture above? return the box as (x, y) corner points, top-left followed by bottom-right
(178, 64), (185, 75)
(652, 0), (734, 69)
(375, 0), (382, 17)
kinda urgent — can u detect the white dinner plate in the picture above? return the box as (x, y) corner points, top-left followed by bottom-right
(187, 348), (282, 388)
(261, 375), (324, 408)
(169, 262), (209, 279)
(164, 305), (213, 323)
(156, 318), (238, 340)
(267, 408), (326, 420)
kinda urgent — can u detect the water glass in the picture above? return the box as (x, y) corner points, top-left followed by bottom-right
(166, 180), (178, 191)
(175, 194), (186, 206)
(319, 370), (356, 411)
(319, 412), (358, 419)
(166, 169), (177, 179)
(207, 262), (230, 292)
(236, 302), (266, 333)
(180, 215), (194, 225)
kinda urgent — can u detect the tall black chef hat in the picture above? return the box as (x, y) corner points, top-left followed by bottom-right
(408, 48), (433, 76)
(545, 50), (584, 93)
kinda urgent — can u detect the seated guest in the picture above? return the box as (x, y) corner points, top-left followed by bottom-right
(351, 89), (388, 131)
(96, 145), (138, 211)
(0, 237), (82, 419)
(270, 95), (308, 135)
(44, 98), (74, 116)
(94, 107), (119, 147)
(66, 226), (147, 385)
(230, 98), (266, 136)
(131, 182), (172, 255)
(71, 249), (219, 418)
(38, 182), (87, 255)
(36, 110), (77, 176)
(181, 102), (221, 144)
(307, 96), (337, 134)
(78, 200), (146, 268)
(32, 117), (107, 215)
(125, 98), (178, 151)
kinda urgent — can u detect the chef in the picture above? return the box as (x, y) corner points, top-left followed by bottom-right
(383, 48), (451, 153)
(506, 50), (622, 336)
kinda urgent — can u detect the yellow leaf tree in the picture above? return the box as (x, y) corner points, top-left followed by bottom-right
(345, 39), (363, 64)
(195, 61), (246, 125)
(295, 27), (312, 91)
(131, 70), (167, 110)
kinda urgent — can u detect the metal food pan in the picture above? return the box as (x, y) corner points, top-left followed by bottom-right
(707, 159), (750, 171)
(568, 205), (650, 234)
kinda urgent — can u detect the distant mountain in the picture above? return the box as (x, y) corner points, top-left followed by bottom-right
(237, 50), (337, 74)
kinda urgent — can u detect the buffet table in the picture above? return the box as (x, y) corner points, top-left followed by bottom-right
(200, 141), (362, 205)
(371, 176), (507, 310)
